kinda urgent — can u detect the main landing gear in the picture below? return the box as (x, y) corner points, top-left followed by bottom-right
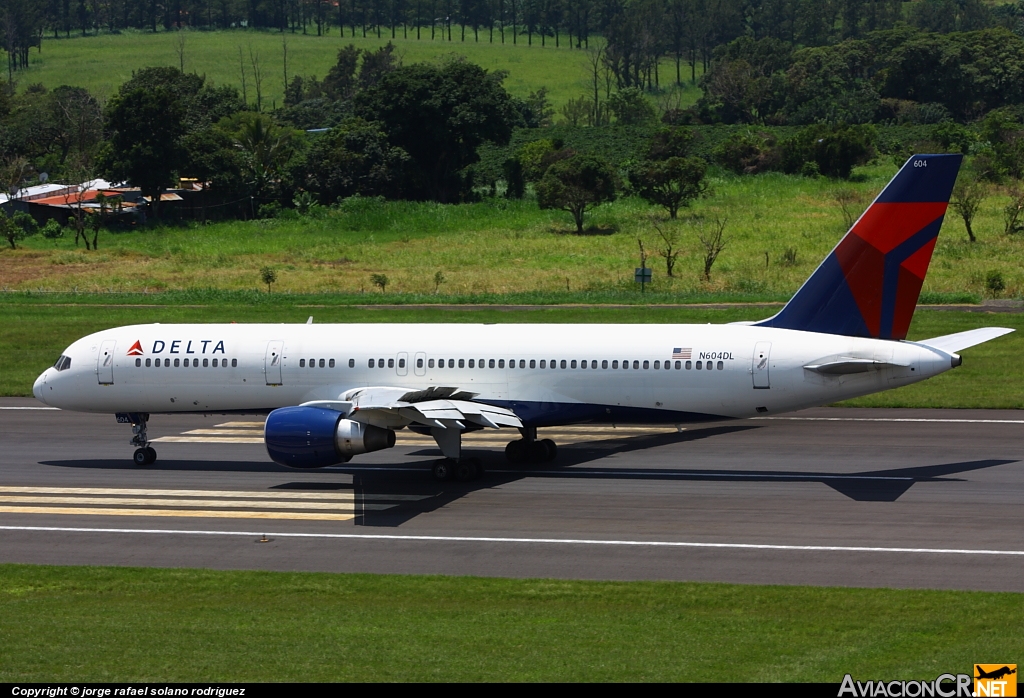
(124, 412), (157, 466)
(504, 426), (557, 464)
(432, 457), (483, 482)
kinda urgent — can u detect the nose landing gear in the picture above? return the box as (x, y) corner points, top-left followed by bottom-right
(118, 412), (157, 466)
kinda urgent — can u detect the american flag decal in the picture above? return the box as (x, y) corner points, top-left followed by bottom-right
(672, 347), (692, 360)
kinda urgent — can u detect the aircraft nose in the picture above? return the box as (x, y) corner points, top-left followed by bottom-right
(33, 371), (48, 405)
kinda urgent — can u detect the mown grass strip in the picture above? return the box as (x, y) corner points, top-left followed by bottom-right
(0, 563), (1019, 682)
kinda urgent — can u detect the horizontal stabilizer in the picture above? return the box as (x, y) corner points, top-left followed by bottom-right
(803, 358), (907, 375)
(916, 327), (1014, 354)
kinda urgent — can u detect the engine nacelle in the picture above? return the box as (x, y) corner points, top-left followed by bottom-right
(264, 406), (396, 468)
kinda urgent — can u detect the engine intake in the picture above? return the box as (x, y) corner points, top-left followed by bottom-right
(264, 406), (396, 468)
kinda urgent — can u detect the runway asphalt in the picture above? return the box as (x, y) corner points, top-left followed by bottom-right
(1, 396), (1022, 592)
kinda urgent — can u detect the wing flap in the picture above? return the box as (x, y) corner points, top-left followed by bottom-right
(338, 387), (522, 430)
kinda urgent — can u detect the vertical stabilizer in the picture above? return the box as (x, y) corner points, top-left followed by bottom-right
(756, 154), (962, 340)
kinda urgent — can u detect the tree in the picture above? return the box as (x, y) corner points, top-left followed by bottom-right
(98, 84), (186, 218)
(651, 219), (683, 277)
(630, 157), (707, 219)
(535, 154), (618, 233)
(0, 208), (36, 249)
(260, 266), (277, 292)
(298, 118), (409, 202)
(695, 214), (728, 281)
(608, 87), (656, 125)
(355, 59), (519, 202)
(217, 112), (300, 202)
(370, 272), (389, 292)
(950, 177), (987, 242)
(48, 85), (103, 165)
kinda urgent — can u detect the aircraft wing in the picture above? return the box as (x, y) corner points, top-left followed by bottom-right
(301, 385), (522, 431)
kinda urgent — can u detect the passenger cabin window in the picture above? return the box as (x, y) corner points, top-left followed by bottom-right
(329, 359), (335, 368)
(348, 359), (354, 368)
(300, 359), (306, 367)
(417, 358), (423, 368)
(135, 358), (141, 367)
(231, 359), (237, 367)
(428, 359), (434, 368)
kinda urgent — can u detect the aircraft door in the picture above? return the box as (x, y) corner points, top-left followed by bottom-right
(752, 341), (771, 389)
(396, 352), (408, 376)
(414, 352), (426, 377)
(265, 340), (284, 385)
(97, 339), (116, 385)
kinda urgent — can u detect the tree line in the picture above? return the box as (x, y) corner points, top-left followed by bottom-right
(5, 0), (1024, 81)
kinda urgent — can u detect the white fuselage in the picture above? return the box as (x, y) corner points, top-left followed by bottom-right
(34, 322), (956, 426)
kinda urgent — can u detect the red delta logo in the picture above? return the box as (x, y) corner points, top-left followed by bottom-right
(126, 340), (144, 356)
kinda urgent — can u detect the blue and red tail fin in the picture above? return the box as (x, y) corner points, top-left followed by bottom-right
(756, 154), (963, 340)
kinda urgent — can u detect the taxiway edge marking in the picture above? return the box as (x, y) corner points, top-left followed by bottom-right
(1, 526), (1021, 556)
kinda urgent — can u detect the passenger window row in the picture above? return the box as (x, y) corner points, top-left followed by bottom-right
(299, 358), (335, 368)
(360, 357), (726, 371)
(136, 358), (237, 368)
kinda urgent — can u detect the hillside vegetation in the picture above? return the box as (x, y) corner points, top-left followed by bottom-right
(3, 163), (1022, 298)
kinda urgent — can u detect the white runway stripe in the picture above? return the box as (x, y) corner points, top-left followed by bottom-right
(756, 417), (1024, 424)
(2, 525), (1022, 556)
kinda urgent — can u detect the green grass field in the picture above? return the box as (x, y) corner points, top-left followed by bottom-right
(5, 165), (1023, 297)
(0, 296), (1019, 406)
(0, 564), (1019, 681)
(20, 29), (701, 115)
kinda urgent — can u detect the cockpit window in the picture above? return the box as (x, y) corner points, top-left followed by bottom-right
(53, 355), (71, 371)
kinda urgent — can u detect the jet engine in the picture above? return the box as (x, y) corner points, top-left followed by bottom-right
(264, 406), (396, 468)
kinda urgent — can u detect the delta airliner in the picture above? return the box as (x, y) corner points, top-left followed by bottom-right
(33, 154), (1013, 481)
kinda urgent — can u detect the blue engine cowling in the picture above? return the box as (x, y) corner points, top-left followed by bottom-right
(264, 406), (396, 468)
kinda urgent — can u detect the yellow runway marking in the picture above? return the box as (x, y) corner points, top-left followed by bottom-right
(0, 496), (381, 511)
(0, 506), (354, 521)
(0, 486), (429, 501)
(152, 436), (265, 443)
(154, 423), (684, 447)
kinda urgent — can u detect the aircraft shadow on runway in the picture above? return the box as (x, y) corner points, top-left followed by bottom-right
(40, 424), (1019, 526)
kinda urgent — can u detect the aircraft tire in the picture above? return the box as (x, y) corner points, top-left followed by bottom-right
(505, 440), (526, 463)
(145, 447), (157, 464)
(541, 439), (557, 461)
(528, 441), (549, 462)
(133, 448), (148, 466)
(432, 459), (455, 482)
(455, 458), (480, 482)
